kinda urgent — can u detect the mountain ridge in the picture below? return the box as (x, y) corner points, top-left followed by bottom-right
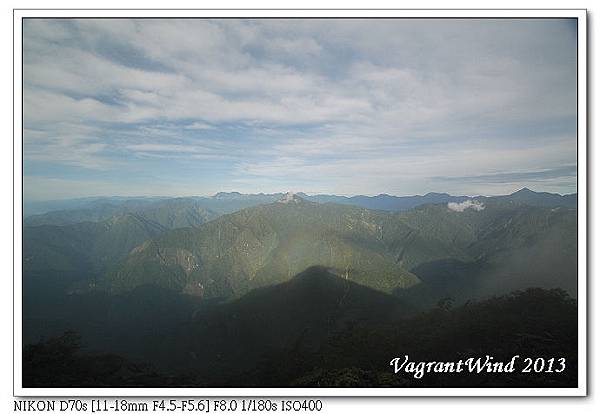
(105, 194), (576, 301)
(25, 188), (577, 228)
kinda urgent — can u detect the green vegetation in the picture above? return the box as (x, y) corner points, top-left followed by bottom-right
(109, 197), (421, 297)
(22, 189), (578, 388)
(108, 194), (576, 302)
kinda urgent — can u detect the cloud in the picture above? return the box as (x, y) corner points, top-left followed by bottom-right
(22, 19), (578, 199)
(433, 165), (577, 184)
(23, 122), (113, 169)
(447, 200), (485, 212)
(185, 122), (215, 130)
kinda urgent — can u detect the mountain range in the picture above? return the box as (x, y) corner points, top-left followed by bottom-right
(24, 187), (576, 225)
(24, 188), (577, 302)
(22, 187), (578, 387)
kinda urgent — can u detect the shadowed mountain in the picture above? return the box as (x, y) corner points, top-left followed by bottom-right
(183, 266), (412, 381)
(22, 331), (171, 387)
(24, 267), (412, 379)
(23, 283), (206, 377)
(285, 287), (577, 388)
(23, 283), (577, 388)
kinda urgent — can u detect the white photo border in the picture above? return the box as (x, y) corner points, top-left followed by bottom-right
(12, 8), (588, 397)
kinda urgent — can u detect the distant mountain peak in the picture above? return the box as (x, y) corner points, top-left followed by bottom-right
(214, 191), (243, 199)
(513, 187), (534, 194)
(278, 192), (305, 204)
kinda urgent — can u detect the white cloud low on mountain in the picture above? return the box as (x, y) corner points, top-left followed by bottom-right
(447, 200), (485, 212)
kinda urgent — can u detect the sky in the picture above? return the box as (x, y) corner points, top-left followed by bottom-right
(22, 18), (578, 200)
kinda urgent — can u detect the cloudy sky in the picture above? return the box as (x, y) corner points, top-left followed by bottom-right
(23, 18), (577, 200)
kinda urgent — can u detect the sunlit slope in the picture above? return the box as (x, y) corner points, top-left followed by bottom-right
(109, 195), (421, 297)
(97, 194), (576, 301)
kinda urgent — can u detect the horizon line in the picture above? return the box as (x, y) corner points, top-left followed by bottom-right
(23, 187), (578, 203)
